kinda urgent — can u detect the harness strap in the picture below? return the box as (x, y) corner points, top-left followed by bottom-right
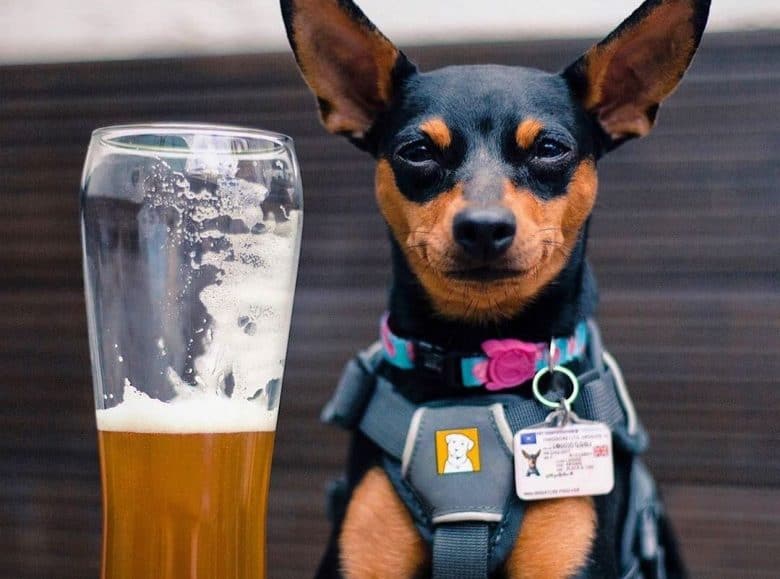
(502, 402), (549, 434)
(358, 367), (638, 463)
(321, 320), (652, 577)
(580, 322), (623, 423)
(320, 342), (381, 430)
(355, 369), (636, 579)
(620, 459), (669, 579)
(574, 369), (624, 425)
(360, 377), (416, 460)
(433, 523), (490, 579)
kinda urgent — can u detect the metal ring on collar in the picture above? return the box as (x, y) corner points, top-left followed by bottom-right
(532, 365), (580, 409)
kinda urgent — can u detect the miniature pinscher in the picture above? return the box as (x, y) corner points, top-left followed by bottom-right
(521, 450), (541, 478)
(281, 0), (710, 577)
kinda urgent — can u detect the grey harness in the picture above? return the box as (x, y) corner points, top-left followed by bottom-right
(323, 321), (669, 578)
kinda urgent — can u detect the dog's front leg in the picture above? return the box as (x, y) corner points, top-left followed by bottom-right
(340, 467), (428, 578)
(340, 471), (596, 579)
(504, 497), (597, 579)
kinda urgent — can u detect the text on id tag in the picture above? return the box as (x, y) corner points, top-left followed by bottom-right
(514, 421), (614, 501)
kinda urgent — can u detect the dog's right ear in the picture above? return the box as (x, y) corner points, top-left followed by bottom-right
(280, 0), (416, 150)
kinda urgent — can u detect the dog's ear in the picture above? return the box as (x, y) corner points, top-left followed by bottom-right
(562, 0), (710, 152)
(522, 450), (530, 459)
(280, 0), (416, 150)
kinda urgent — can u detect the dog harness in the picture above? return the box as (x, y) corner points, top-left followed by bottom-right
(323, 320), (671, 579)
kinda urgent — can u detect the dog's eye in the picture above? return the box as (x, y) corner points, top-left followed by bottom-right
(397, 141), (436, 165)
(534, 138), (569, 160)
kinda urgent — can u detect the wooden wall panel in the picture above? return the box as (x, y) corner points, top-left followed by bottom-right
(0, 32), (778, 578)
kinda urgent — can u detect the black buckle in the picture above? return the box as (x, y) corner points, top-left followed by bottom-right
(415, 340), (445, 372)
(415, 341), (464, 388)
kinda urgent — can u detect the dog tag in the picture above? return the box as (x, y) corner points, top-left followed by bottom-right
(514, 419), (614, 501)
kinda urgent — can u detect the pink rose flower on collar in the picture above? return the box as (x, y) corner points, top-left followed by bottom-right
(473, 339), (541, 391)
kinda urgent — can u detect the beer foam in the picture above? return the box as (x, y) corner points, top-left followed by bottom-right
(193, 212), (300, 401)
(103, 160), (300, 432)
(96, 386), (277, 433)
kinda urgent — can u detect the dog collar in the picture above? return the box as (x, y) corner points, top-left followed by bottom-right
(380, 314), (589, 391)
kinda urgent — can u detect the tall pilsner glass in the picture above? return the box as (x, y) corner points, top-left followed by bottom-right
(80, 124), (302, 579)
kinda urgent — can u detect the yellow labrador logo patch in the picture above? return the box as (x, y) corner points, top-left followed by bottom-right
(435, 428), (481, 475)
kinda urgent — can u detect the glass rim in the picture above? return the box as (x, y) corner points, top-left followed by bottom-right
(91, 123), (293, 158)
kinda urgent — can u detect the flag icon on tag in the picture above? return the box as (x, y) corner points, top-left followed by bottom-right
(520, 433), (537, 445)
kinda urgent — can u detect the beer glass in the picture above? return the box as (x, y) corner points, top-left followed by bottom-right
(80, 124), (302, 579)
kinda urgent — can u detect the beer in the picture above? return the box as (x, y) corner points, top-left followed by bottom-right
(81, 126), (302, 579)
(97, 393), (276, 579)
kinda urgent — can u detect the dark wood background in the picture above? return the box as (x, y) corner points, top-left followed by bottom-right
(1, 31), (778, 578)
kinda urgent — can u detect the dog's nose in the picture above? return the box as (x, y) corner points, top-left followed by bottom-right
(453, 206), (516, 260)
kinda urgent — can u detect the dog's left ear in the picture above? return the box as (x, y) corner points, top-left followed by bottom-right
(280, 0), (416, 150)
(563, 0), (710, 152)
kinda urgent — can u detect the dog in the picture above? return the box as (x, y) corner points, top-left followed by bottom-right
(443, 432), (476, 473)
(280, 0), (710, 577)
(521, 450), (541, 477)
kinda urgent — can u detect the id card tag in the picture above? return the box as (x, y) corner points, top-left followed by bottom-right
(514, 421), (614, 501)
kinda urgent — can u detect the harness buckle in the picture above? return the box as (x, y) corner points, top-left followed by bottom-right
(415, 341), (465, 388)
(415, 340), (446, 373)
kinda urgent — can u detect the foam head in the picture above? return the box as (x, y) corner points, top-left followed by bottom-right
(96, 386), (277, 433)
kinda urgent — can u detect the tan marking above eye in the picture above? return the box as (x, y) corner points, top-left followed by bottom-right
(515, 118), (545, 149)
(420, 117), (452, 149)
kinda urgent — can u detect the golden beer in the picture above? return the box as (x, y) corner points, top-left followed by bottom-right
(98, 421), (275, 579)
(81, 125), (302, 579)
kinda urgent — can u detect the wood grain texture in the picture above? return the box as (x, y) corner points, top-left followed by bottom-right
(0, 32), (778, 578)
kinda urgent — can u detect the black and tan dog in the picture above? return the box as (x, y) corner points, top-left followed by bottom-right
(280, 0), (710, 577)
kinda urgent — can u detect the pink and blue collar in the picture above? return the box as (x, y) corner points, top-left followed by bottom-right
(380, 313), (589, 391)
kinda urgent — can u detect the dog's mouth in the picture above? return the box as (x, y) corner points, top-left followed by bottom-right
(445, 266), (531, 282)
